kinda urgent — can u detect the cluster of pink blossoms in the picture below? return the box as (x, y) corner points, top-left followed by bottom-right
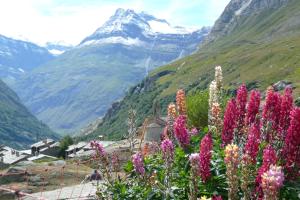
(189, 153), (200, 174)
(221, 99), (237, 145)
(199, 133), (213, 182)
(90, 140), (106, 158)
(132, 152), (145, 176)
(283, 107), (300, 177)
(255, 145), (278, 198)
(279, 87), (294, 138)
(262, 88), (282, 141)
(245, 90), (261, 126)
(261, 165), (284, 200)
(236, 84), (248, 132)
(243, 124), (260, 164)
(161, 139), (174, 164)
(174, 115), (190, 147)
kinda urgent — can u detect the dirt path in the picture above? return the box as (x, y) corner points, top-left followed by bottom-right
(23, 181), (100, 200)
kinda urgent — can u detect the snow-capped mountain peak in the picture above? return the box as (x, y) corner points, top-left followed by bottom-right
(79, 8), (205, 47)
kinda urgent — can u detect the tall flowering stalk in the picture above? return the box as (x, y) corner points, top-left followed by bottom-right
(241, 124), (260, 200)
(215, 66), (223, 91)
(199, 133), (213, 182)
(279, 87), (293, 139)
(189, 153), (200, 200)
(176, 89), (187, 115)
(210, 102), (223, 136)
(209, 66), (223, 129)
(132, 152), (145, 176)
(235, 84), (248, 146)
(174, 115), (190, 147)
(262, 87), (282, 143)
(90, 141), (112, 183)
(261, 165), (284, 200)
(245, 90), (261, 126)
(255, 145), (278, 199)
(222, 99), (237, 146)
(209, 80), (217, 112)
(282, 107), (300, 178)
(161, 139), (174, 197)
(167, 103), (177, 140)
(224, 144), (240, 200)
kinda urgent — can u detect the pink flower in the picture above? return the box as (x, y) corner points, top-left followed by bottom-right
(91, 141), (106, 157)
(222, 99), (237, 146)
(199, 133), (213, 182)
(190, 128), (199, 136)
(161, 139), (174, 164)
(244, 124), (260, 164)
(189, 153), (200, 174)
(279, 87), (293, 138)
(174, 115), (190, 147)
(236, 84), (248, 131)
(283, 107), (300, 177)
(132, 152), (145, 176)
(262, 88), (282, 142)
(245, 90), (261, 126)
(255, 145), (278, 198)
(262, 165), (284, 200)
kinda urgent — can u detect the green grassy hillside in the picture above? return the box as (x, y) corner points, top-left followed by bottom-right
(0, 80), (59, 149)
(83, 0), (300, 141)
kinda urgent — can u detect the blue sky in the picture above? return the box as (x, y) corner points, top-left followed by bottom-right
(0, 0), (230, 45)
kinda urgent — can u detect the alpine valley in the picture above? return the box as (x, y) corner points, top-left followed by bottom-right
(84, 0), (300, 141)
(11, 9), (210, 134)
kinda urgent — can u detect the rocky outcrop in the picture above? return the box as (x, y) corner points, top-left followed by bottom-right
(204, 0), (290, 44)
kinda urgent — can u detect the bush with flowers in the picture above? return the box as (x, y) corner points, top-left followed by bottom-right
(91, 66), (300, 200)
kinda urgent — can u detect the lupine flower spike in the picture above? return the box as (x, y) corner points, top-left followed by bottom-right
(262, 165), (284, 200)
(224, 144), (240, 200)
(176, 89), (187, 115)
(199, 133), (213, 182)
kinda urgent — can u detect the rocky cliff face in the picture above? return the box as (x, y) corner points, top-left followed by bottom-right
(205, 0), (290, 44)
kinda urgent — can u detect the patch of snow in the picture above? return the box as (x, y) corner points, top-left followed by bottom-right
(49, 49), (65, 55)
(235, 0), (253, 15)
(148, 20), (196, 34)
(80, 36), (145, 47)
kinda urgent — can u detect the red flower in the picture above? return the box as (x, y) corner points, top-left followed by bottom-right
(244, 124), (260, 164)
(222, 99), (237, 146)
(262, 88), (281, 142)
(199, 133), (213, 182)
(283, 107), (300, 178)
(245, 90), (261, 126)
(279, 87), (293, 139)
(236, 84), (248, 132)
(174, 115), (190, 147)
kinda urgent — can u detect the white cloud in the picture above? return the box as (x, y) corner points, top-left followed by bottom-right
(0, 0), (230, 46)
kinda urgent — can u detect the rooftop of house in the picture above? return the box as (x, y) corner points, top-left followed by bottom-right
(0, 146), (27, 164)
(66, 142), (88, 152)
(30, 139), (56, 148)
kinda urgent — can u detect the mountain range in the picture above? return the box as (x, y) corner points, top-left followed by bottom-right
(0, 34), (54, 85)
(84, 0), (300, 140)
(10, 9), (210, 134)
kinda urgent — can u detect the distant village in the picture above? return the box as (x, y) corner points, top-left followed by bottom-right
(0, 139), (101, 169)
(0, 115), (167, 170)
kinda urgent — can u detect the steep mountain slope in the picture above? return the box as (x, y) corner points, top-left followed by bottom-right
(0, 80), (58, 149)
(0, 35), (54, 85)
(13, 9), (210, 134)
(85, 0), (300, 140)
